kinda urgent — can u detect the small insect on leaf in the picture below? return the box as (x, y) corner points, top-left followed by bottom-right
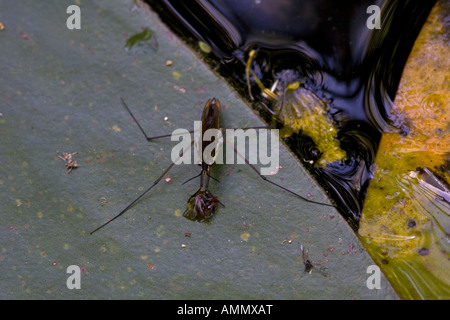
(58, 151), (79, 173)
(300, 244), (330, 277)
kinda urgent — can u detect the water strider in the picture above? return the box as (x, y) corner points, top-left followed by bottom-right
(90, 98), (333, 234)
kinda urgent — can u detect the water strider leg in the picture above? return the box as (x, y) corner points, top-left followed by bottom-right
(120, 97), (195, 140)
(123, 97), (274, 140)
(90, 161), (177, 235)
(181, 171), (202, 186)
(90, 100), (197, 234)
(223, 138), (334, 207)
(182, 171), (220, 186)
(90, 139), (194, 234)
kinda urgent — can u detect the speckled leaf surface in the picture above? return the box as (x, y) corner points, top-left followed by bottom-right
(0, 0), (397, 299)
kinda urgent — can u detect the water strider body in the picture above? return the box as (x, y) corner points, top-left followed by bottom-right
(90, 98), (333, 234)
(182, 98), (223, 221)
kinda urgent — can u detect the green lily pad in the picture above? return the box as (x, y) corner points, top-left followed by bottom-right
(0, 0), (396, 299)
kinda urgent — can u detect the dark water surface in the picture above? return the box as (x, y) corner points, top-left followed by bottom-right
(146, 0), (436, 229)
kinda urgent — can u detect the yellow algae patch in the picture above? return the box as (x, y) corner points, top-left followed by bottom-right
(172, 71), (181, 80)
(109, 245), (119, 254)
(174, 209), (182, 217)
(156, 225), (165, 237)
(240, 232), (251, 242)
(359, 0), (450, 299)
(245, 48), (346, 166)
(198, 41), (211, 54)
(277, 83), (346, 165)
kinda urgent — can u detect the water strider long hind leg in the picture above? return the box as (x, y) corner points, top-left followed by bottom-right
(91, 99), (197, 234)
(224, 138), (334, 207)
(120, 97), (196, 140)
(91, 161), (175, 234)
